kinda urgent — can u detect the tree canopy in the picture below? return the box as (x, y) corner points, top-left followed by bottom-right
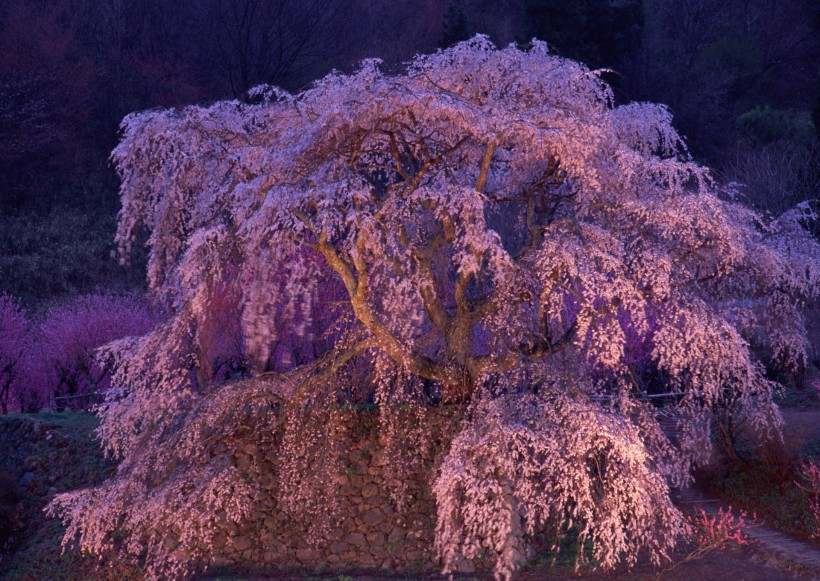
(50, 37), (819, 580)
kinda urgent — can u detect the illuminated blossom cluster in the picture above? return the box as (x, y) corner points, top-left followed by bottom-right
(48, 37), (819, 579)
(434, 392), (687, 579)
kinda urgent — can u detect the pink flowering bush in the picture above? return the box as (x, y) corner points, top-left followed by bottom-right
(687, 507), (749, 552)
(37, 293), (158, 409)
(662, 507), (750, 575)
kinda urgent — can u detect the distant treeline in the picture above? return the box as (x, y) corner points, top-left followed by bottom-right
(0, 0), (816, 210)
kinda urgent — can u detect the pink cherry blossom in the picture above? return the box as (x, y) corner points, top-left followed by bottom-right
(48, 37), (819, 580)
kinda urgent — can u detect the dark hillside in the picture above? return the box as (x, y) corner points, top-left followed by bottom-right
(0, 412), (138, 580)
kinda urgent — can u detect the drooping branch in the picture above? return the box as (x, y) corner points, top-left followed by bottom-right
(279, 337), (377, 411)
(522, 321), (579, 359)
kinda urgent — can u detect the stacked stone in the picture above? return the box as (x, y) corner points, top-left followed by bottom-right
(209, 409), (455, 574)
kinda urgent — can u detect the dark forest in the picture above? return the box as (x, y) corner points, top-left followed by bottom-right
(0, 0), (817, 304)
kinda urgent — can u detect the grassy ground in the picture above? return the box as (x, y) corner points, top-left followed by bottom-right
(0, 412), (142, 580)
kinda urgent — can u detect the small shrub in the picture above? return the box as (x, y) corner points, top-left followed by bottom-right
(687, 507), (750, 551)
(661, 507), (750, 576)
(736, 105), (815, 146)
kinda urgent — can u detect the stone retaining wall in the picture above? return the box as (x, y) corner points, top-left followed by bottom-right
(208, 406), (462, 574)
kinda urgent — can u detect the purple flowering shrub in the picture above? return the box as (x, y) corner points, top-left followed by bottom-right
(1, 292), (160, 412)
(37, 293), (158, 409)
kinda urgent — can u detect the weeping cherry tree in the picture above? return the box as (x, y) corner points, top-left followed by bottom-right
(49, 37), (819, 580)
